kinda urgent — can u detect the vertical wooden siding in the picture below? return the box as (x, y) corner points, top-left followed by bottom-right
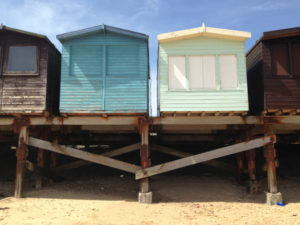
(60, 32), (148, 113)
(159, 36), (248, 112)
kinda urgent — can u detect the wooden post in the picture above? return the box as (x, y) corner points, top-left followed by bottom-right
(15, 125), (29, 198)
(264, 128), (282, 205)
(50, 135), (59, 169)
(236, 152), (244, 184)
(264, 142), (278, 193)
(246, 149), (256, 181)
(36, 148), (45, 189)
(138, 118), (152, 203)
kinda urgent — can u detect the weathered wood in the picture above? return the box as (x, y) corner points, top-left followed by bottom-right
(236, 152), (244, 183)
(151, 144), (235, 172)
(136, 135), (275, 179)
(139, 120), (150, 193)
(53, 143), (141, 172)
(15, 126), (29, 198)
(28, 137), (140, 174)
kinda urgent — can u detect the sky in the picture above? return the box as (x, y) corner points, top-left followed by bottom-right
(0, 0), (300, 115)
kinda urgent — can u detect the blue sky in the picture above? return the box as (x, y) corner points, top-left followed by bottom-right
(1, 0), (299, 115)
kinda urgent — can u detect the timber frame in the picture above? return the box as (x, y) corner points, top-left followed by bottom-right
(2, 114), (297, 203)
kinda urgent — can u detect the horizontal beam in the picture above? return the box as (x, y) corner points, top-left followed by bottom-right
(152, 116), (262, 125)
(136, 135), (275, 179)
(28, 137), (140, 174)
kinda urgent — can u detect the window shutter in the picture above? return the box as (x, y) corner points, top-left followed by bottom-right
(189, 56), (216, 89)
(168, 56), (186, 90)
(219, 55), (238, 89)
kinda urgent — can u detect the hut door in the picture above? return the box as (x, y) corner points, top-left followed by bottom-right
(69, 45), (104, 112)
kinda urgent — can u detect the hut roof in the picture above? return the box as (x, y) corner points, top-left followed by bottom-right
(57, 24), (149, 42)
(157, 23), (251, 43)
(0, 25), (59, 52)
(247, 26), (300, 56)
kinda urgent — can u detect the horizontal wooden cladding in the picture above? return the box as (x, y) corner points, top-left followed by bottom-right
(264, 77), (300, 110)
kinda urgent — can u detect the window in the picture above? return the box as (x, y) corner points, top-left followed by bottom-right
(219, 55), (238, 89)
(189, 56), (216, 89)
(270, 43), (290, 76)
(70, 45), (103, 76)
(292, 42), (300, 75)
(168, 56), (186, 90)
(6, 46), (37, 74)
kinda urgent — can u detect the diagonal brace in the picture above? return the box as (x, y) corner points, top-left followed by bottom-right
(28, 137), (140, 174)
(136, 135), (276, 179)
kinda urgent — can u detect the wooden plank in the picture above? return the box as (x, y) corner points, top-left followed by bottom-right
(53, 143), (141, 172)
(151, 144), (236, 172)
(136, 135), (275, 179)
(28, 137), (140, 174)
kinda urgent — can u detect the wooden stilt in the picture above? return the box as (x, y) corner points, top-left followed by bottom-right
(138, 119), (152, 203)
(15, 125), (29, 198)
(236, 152), (244, 184)
(36, 148), (45, 189)
(50, 135), (59, 169)
(264, 142), (278, 193)
(246, 149), (256, 180)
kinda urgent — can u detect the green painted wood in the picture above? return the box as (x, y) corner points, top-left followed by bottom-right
(60, 31), (148, 113)
(158, 36), (248, 112)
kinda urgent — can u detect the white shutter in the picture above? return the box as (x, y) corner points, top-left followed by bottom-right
(168, 56), (186, 90)
(219, 55), (238, 89)
(189, 56), (216, 89)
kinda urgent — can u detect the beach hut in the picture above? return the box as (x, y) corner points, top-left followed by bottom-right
(57, 25), (149, 115)
(157, 24), (251, 116)
(0, 25), (61, 115)
(247, 27), (300, 115)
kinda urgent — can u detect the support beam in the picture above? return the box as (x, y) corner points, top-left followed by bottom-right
(246, 149), (259, 194)
(138, 119), (152, 203)
(15, 125), (29, 198)
(50, 135), (59, 169)
(52, 143), (141, 172)
(36, 129), (47, 189)
(28, 137), (140, 174)
(136, 135), (275, 180)
(151, 144), (236, 173)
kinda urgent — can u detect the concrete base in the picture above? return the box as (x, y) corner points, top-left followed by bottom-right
(266, 192), (283, 205)
(246, 180), (260, 194)
(138, 192), (152, 204)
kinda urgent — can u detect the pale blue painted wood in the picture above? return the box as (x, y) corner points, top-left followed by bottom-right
(59, 30), (149, 113)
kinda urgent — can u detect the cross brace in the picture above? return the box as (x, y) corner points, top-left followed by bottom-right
(28, 137), (140, 174)
(136, 135), (276, 179)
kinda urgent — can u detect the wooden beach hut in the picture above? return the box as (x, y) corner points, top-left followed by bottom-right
(57, 24), (149, 115)
(157, 24), (251, 116)
(0, 25), (61, 115)
(247, 27), (300, 115)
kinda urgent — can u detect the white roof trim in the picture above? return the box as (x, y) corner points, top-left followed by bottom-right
(158, 24), (251, 43)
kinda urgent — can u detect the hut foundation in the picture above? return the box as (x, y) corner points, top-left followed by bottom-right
(264, 142), (282, 205)
(138, 119), (152, 203)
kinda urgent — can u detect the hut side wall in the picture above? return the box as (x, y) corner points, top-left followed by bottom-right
(159, 36), (248, 112)
(246, 42), (264, 114)
(60, 32), (148, 113)
(0, 31), (48, 114)
(46, 44), (61, 115)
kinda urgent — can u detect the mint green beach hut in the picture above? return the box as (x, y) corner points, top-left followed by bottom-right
(157, 24), (251, 115)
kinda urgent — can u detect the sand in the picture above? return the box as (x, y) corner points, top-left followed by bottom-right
(0, 175), (300, 225)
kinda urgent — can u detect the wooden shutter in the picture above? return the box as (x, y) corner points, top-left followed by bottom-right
(189, 56), (216, 89)
(219, 55), (238, 89)
(292, 42), (300, 75)
(168, 56), (186, 90)
(271, 43), (290, 76)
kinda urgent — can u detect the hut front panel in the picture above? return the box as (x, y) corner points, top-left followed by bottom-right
(0, 33), (48, 113)
(60, 32), (148, 113)
(262, 38), (300, 110)
(159, 37), (248, 112)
